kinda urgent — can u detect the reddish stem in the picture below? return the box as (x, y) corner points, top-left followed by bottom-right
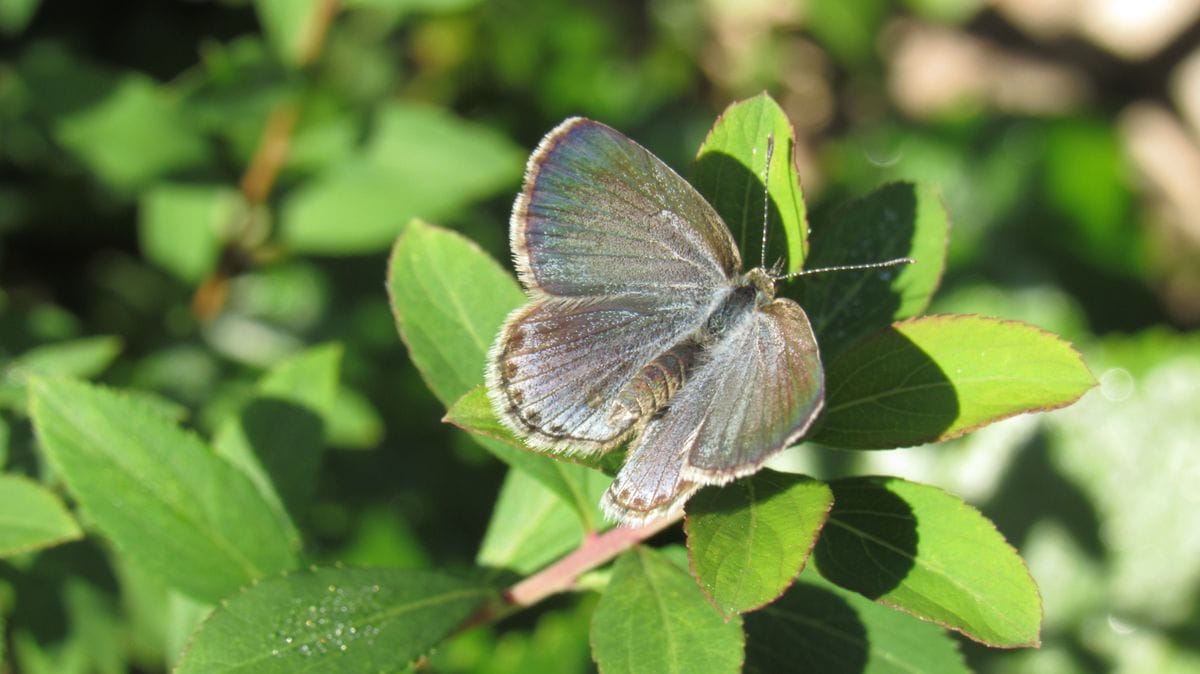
(505, 514), (680, 607)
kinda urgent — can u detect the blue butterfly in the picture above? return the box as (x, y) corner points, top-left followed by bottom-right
(487, 119), (823, 525)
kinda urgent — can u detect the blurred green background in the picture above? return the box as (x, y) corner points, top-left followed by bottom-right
(2, 0), (1199, 672)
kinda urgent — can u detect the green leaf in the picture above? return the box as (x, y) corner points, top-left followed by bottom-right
(685, 471), (833, 617)
(389, 221), (610, 527)
(4, 335), (122, 382)
(1, 335), (123, 412)
(387, 220), (523, 406)
(813, 477), (1042, 647)
(139, 183), (243, 283)
(56, 75), (209, 191)
(12, 577), (129, 674)
(692, 93), (808, 273)
(591, 546), (744, 674)
(744, 572), (968, 674)
(446, 387), (613, 529)
(802, 182), (949, 358)
(283, 105), (523, 254)
(0, 0), (40, 34)
(253, 0), (326, 67)
(477, 468), (584, 574)
(445, 385), (623, 475)
(0, 474), (82, 556)
(342, 0), (485, 15)
(175, 566), (493, 674)
(214, 344), (342, 546)
(28, 377), (298, 603)
(326, 385), (384, 450)
(814, 315), (1096, 449)
(805, 0), (888, 67)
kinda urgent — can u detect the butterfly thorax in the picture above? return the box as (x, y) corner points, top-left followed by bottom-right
(696, 268), (773, 345)
(608, 268), (777, 426)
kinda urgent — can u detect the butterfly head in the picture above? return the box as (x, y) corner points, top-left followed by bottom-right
(740, 267), (777, 306)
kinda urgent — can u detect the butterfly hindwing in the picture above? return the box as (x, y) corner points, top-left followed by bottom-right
(601, 297), (823, 523)
(487, 294), (710, 454)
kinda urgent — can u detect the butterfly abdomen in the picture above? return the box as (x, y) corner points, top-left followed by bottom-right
(612, 341), (701, 423)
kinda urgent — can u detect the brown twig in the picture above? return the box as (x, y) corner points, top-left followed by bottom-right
(192, 0), (339, 321)
(239, 102), (300, 206)
(297, 0), (340, 67)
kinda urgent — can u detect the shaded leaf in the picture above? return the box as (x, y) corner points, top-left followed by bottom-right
(815, 315), (1096, 449)
(28, 377), (297, 603)
(176, 566), (493, 673)
(214, 344), (342, 546)
(803, 182), (949, 358)
(813, 476), (1042, 647)
(0, 474), (82, 556)
(692, 92), (808, 272)
(745, 572), (968, 674)
(477, 468), (585, 574)
(685, 471), (832, 616)
(591, 546), (744, 674)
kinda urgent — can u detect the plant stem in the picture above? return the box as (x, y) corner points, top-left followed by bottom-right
(507, 514), (680, 607)
(456, 514), (680, 632)
(239, 102), (299, 205)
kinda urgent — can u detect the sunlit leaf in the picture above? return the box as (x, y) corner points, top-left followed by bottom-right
(685, 471), (832, 616)
(56, 75), (209, 190)
(139, 183), (242, 283)
(4, 335), (122, 382)
(254, 0), (327, 67)
(176, 566), (493, 673)
(477, 469), (584, 574)
(283, 106), (522, 254)
(815, 315), (1096, 449)
(0, 474), (82, 556)
(693, 92), (808, 272)
(29, 377), (298, 603)
(591, 547), (744, 674)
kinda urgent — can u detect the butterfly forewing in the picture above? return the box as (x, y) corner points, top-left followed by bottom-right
(491, 118), (743, 454)
(512, 118), (740, 300)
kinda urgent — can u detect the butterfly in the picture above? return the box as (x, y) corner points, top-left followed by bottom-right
(486, 118), (824, 526)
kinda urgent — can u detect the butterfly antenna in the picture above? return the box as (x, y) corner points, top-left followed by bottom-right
(779, 256), (916, 281)
(760, 134), (775, 271)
